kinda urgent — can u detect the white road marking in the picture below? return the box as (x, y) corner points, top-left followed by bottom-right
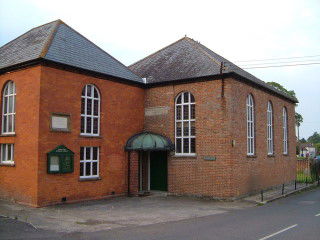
(258, 224), (298, 240)
(315, 213), (320, 217)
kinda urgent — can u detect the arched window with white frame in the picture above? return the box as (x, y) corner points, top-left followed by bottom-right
(175, 92), (195, 155)
(283, 107), (288, 154)
(81, 84), (100, 136)
(2, 81), (16, 134)
(246, 94), (255, 156)
(267, 101), (274, 155)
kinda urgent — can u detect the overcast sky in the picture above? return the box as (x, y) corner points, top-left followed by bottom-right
(1, 0), (319, 139)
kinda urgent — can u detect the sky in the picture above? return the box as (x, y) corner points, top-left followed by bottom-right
(0, 0), (319, 139)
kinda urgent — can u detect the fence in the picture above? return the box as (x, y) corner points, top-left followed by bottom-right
(257, 159), (320, 203)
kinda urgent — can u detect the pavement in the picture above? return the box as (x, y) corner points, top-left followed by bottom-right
(1, 188), (319, 239)
(243, 181), (318, 204)
(0, 194), (252, 233)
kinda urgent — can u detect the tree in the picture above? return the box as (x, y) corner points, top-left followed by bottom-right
(267, 82), (302, 140)
(315, 143), (320, 155)
(300, 138), (307, 143)
(307, 132), (320, 144)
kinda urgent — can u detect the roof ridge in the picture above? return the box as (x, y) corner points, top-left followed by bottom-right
(39, 20), (63, 58)
(55, 22), (142, 80)
(0, 19), (62, 51)
(129, 36), (189, 68)
(185, 38), (223, 68)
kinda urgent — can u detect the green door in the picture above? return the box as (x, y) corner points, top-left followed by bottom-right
(150, 151), (168, 191)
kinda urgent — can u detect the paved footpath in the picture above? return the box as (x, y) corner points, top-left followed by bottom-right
(1, 188), (320, 239)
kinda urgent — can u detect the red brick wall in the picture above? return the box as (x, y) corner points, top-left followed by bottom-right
(229, 79), (296, 196)
(0, 66), (41, 206)
(36, 66), (144, 206)
(145, 77), (296, 198)
(144, 79), (234, 198)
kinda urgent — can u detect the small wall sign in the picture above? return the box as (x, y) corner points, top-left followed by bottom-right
(51, 113), (70, 132)
(203, 156), (216, 161)
(47, 145), (74, 174)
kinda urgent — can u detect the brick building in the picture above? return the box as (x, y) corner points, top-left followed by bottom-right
(0, 20), (297, 207)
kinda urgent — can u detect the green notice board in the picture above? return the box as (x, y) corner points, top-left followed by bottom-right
(47, 145), (74, 174)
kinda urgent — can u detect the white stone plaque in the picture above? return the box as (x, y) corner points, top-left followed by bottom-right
(145, 106), (169, 116)
(51, 115), (69, 130)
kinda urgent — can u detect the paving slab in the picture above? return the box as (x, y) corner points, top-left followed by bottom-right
(0, 195), (253, 233)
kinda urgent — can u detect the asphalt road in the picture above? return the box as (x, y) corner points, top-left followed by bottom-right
(1, 188), (319, 240)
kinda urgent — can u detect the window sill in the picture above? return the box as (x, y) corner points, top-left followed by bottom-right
(246, 155), (257, 158)
(79, 134), (102, 139)
(0, 134), (16, 137)
(172, 154), (197, 158)
(79, 177), (101, 182)
(51, 129), (71, 133)
(267, 154), (275, 157)
(283, 154), (289, 156)
(0, 162), (15, 167)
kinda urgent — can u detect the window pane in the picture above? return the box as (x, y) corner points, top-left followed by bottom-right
(93, 118), (98, 134)
(183, 92), (189, 103)
(183, 123), (189, 136)
(92, 147), (98, 160)
(3, 116), (7, 132)
(81, 117), (85, 133)
(1, 145), (6, 161)
(85, 162), (91, 176)
(80, 147), (84, 160)
(176, 139), (182, 153)
(81, 98), (85, 114)
(94, 89), (99, 98)
(87, 99), (92, 115)
(87, 85), (92, 97)
(93, 100), (99, 116)
(92, 162), (98, 175)
(176, 106), (181, 120)
(191, 121), (195, 136)
(191, 104), (195, 119)
(190, 94), (195, 103)
(8, 115), (12, 132)
(81, 86), (86, 96)
(183, 139), (189, 153)
(8, 96), (13, 113)
(80, 162), (84, 176)
(176, 95), (182, 104)
(191, 138), (196, 153)
(86, 117), (92, 134)
(7, 144), (11, 161)
(85, 147), (90, 160)
(176, 122), (181, 136)
(3, 97), (7, 114)
(183, 105), (189, 119)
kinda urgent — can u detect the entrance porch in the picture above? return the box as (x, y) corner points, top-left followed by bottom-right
(125, 132), (174, 195)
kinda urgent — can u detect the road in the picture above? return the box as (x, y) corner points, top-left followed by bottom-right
(1, 188), (319, 240)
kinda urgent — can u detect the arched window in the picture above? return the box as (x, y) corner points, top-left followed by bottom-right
(2, 81), (16, 134)
(81, 84), (100, 136)
(283, 107), (288, 154)
(267, 101), (274, 155)
(246, 94), (255, 155)
(175, 92), (195, 155)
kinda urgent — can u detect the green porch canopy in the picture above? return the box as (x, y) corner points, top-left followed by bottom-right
(125, 132), (174, 151)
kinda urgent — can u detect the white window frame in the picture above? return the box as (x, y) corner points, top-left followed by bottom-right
(2, 81), (16, 135)
(246, 94), (255, 156)
(80, 84), (100, 136)
(80, 146), (99, 179)
(0, 144), (14, 164)
(175, 92), (196, 156)
(283, 107), (288, 154)
(267, 101), (274, 155)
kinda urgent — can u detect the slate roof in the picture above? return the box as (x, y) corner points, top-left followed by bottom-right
(0, 20), (143, 83)
(129, 37), (298, 103)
